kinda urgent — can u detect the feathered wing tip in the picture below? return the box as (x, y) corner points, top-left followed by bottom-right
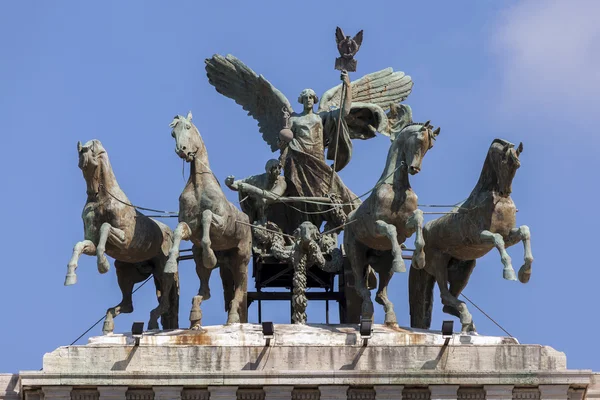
(335, 26), (345, 43)
(318, 68), (413, 114)
(353, 30), (363, 47)
(205, 54), (293, 152)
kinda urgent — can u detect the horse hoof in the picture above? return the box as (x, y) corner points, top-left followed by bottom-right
(461, 323), (477, 334)
(64, 274), (77, 286)
(102, 320), (114, 335)
(226, 314), (241, 324)
(97, 257), (110, 274)
(190, 322), (202, 330)
(384, 313), (398, 326)
(503, 268), (517, 281)
(518, 267), (531, 284)
(392, 259), (406, 273)
(147, 320), (159, 331)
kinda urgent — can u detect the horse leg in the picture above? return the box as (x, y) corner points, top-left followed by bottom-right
(148, 256), (178, 331)
(431, 252), (475, 333)
(224, 248), (249, 324)
(505, 225), (534, 284)
(103, 261), (145, 334)
(65, 240), (96, 285)
(96, 223), (126, 274)
(374, 220), (405, 273)
(405, 209), (425, 269)
(200, 210), (220, 269)
(480, 230), (515, 281)
(190, 246), (212, 330)
(445, 259), (477, 332)
(165, 222), (191, 274)
(345, 229), (374, 320)
(374, 266), (397, 326)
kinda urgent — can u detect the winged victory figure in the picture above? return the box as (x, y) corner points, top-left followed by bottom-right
(205, 54), (414, 233)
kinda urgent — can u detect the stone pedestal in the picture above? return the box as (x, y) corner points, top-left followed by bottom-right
(4, 324), (597, 400)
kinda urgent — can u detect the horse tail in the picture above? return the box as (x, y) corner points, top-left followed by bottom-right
(409, 266), (435, 329)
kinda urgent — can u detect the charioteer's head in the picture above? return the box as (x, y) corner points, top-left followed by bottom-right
(298, 89), (318, 111)
(265, 159), (282, 181)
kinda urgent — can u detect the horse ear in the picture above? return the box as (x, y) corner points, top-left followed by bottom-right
(433, 127), (440, 136)
(517, 142), (524, 156)
(77, 141), (82, 153)
(187, 111), (193, 122)
(421, 120), (431, 130)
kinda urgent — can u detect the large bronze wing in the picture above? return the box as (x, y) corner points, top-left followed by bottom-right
(318, 68), (413, 135)
(205, 54), (293, 152)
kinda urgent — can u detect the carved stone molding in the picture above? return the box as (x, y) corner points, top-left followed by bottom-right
(403, 389), (430, 400)
(181, 389), (209, 400)
(513, 389), (540, 400)
(72, 390), (99, 400)
(348, 388), (375, 400)
(292, 389), (319, 400)
(126, 390), (154, 400)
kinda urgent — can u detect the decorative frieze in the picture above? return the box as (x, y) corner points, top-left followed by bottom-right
(292, 389), (320, 400)
(238, 389), (265, 400)
(72, 390), (100, 400)
(126, 390), (154, 400)
(457, 389), (484, 400)
(513, 389), (540, 400)
(181, 389), (209, 400)
(402, 389), (430, 400)
(348, 388), (375, 400)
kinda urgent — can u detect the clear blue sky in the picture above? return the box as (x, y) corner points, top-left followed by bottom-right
(1, 1), (599, 373)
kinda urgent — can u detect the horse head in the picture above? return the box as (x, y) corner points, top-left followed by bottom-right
(77, 139), (107, 174)
(399, 121), (440, 175)
(170, 111), (203, 163)
(489, 139), (523, 197)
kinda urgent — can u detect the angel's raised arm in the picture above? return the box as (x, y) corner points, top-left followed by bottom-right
(205, 54), (294, 152)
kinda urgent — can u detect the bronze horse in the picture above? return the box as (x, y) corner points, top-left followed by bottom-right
(65, 140), (178, 334)
(344, 122), (439, 325)
(409, 139), (533, 333)
(165, 112), (252, 329)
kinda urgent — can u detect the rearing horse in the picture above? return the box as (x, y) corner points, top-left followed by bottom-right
(65, 140), (178, 333)
(409, 139), (533, 333)
(344, 122), (439, 325)
(165, 112), (251, 329)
